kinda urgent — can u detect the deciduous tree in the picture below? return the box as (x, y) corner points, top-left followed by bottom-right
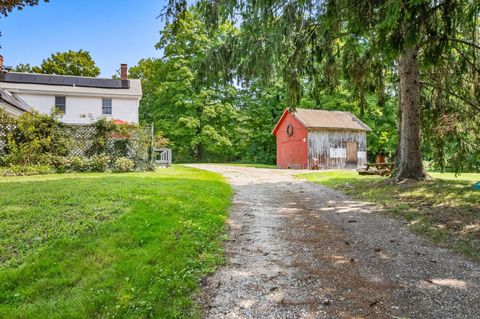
(34, 50), (100, 77)
(136, 11), (245, 162)
(12, 63), (33, 72)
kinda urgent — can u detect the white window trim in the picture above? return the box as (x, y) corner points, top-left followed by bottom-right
(55, 96), (66, 113)
(102, 98), (112, 115)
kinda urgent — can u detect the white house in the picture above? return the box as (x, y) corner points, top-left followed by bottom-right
(0, 56), (141, 125)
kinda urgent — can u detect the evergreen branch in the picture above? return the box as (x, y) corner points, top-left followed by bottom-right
(421, 81), (480, 111)
(448, 38), (480, 50)
(452, 45), (480, 74)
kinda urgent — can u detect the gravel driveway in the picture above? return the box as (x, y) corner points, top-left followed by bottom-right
(188, 165), (480, 319)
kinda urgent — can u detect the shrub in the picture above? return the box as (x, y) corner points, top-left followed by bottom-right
(153, 132), (170, 148)
(86, 118), (140, 157)
(68, 156), (89, 172)
(146, 162), (157, 171)
(0, 110), (69, 166)
(0, 110), (154, 174)
(1, 164), (55, 176)
(138, 161), (157, 172)
(88, 155), (110, 172)
(47, 155), (67, 172)
(48, 155), (110, 173)
(112, 157), (135, 173)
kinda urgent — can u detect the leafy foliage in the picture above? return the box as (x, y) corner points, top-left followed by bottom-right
(0, 110), (153, 174)
(137, 11), (245, 162)
(134, 8), (398, 164)
(0, 164), (54, 176)
(12, 63), (33, 72)
(238, 81), (286, 164)
(112, 157), (135, 172)
(0, 0), (47, 17)
(161, 1), (480, 174)
(30, 50), (101, 77)
(0, 110), (69, 166)
(49, 155), (111, 173)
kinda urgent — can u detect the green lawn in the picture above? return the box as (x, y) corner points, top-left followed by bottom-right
(0, 166), (232, 318)
(298, 171), (480, 262)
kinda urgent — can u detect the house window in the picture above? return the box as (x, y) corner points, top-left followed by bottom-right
(102, 98), (112, 115)
(55, 96), (66, 113)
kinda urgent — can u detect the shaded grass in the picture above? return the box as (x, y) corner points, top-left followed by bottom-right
(0, 166), (232, 318)
(297, 171), (480, 262)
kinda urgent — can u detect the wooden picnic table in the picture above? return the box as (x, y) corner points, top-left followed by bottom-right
(358, 162), (395, 176)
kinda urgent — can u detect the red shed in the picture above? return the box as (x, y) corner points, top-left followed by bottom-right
(272, 108), (371, 169)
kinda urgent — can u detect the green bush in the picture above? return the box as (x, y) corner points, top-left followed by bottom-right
(85, 118), (138, 157)
(47, 155), (67, 172)
(69, 156), (89, 172)
(0, 110), (69, 166)
(48, 155), (110, 173)
(0, 110), (154, 174)
(1, 164), (55, 176)
(112, 157), (135, 173)
(88, 155), (110, 172)
(136, 161), (157, 172)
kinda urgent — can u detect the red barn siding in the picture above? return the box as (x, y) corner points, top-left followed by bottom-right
(274, 111), (309, 169)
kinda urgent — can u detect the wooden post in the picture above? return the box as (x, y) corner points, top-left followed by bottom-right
(149, 123), (154, 163)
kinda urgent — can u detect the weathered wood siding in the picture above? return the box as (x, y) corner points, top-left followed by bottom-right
(308, 129), (367, 169)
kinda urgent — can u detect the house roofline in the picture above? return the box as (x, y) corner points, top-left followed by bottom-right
(2, 88), (142, 98)
(0, 71), (131, 90)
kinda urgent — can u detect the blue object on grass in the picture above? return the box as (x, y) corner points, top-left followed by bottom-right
(473, 182), (480, 190)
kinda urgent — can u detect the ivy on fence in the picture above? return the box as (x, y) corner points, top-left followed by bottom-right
(0, 110), (154, 175)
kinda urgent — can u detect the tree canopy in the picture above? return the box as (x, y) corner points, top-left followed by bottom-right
(7, 0), (476, 174)
(132, 9), (398, 164)
(135, 11), (246, 162)
(28, 50), (101, 77)
(0, 0), (47, 17)
(162, 0), (480, 177)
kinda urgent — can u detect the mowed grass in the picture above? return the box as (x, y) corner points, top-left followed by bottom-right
(0, 166), (232, 318)
(298, 171), (480, 262)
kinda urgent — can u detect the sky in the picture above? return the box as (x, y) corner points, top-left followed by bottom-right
(0, 0), (167, 77)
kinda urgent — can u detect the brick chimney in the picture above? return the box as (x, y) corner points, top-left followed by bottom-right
(0, 55), (4, 70)
(120, 63), (128, 80)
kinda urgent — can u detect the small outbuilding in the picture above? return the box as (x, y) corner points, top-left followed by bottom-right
(272, 108), (371, 169)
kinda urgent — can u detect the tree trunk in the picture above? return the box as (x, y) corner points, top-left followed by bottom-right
(395, 46), (426, 180)
(394, 75), (402, 169)
(194, 143), (202, 162)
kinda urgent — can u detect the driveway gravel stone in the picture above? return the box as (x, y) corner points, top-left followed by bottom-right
(188, 165), (480, 319)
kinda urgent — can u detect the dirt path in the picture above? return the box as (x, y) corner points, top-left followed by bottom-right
(188, 165), (480, 319)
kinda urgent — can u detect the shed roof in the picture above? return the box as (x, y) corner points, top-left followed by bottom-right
(272, 108), (371, 134)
